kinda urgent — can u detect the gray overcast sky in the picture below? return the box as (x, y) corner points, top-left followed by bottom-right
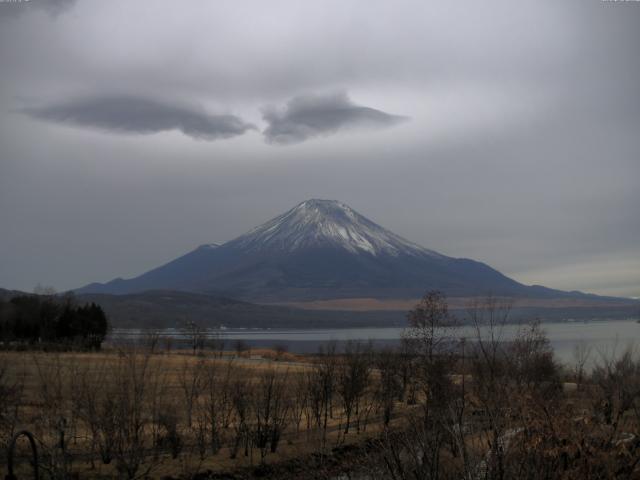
(1, 0), (638, 298)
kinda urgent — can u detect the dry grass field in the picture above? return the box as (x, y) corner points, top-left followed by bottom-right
(2, 298), (640, 479)
(274, 296), (638, 311)
(1, 346), (412, 479)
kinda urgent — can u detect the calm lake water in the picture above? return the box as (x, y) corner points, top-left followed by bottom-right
(109, 319), (640, 368)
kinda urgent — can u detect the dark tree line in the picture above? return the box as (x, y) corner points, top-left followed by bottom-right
(0, 294), (109, 349)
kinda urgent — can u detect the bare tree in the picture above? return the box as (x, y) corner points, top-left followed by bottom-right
(337, 341), (371, 434)
(178, 357), (205, 428)
(311, 342), (337, 452)
(182, 320), (205, 355)
(108, 351), (168, 479)
(234, 339), (250, 357)
(290, 371), (309, 434)
(375, 349), (402, 427)
(31, 353), (74, 479)
(0, 355), (24, 451)
(229, 375), (251, 460)
(592, 345), (640, 435)
(509, 320), (559, 390)
(251, 368), (290, 462)
(205, 328), (225, 357)
(197, 357), (236, 456)
(72, 357), (114, 468)
(466, 297), (513, 480)
(142, 330), (162, 354)
(404, 290), (457, 362)
(33, 284), (58, 296)
(572, 340), (591, 389)
(273, 343), (288, 361)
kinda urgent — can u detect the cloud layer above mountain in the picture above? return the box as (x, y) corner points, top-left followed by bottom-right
(0, 0), (638, 298)
(0, 0), (77, 18)
(262, 92), (408, 144)
(25, 96), (255, 141)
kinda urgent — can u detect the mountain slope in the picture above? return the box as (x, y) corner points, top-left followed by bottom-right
(2, 287), (634, 330)
(77, 199), (599, 301)
(76, 290), (407, 328)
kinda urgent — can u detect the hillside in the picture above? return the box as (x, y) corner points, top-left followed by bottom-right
(75, 290), (406, 329)
(77, 199), (617, 303)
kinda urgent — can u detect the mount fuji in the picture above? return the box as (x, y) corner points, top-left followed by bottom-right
(77, 199), (595, 302)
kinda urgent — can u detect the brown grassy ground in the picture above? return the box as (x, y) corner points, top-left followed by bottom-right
(1, 348), (408, 479)
(269, 296), (638, 311)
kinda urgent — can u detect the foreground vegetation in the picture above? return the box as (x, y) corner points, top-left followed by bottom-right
(1, 293), (639, 479)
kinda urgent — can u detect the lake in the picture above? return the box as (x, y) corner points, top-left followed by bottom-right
(109, 318), (640, 368)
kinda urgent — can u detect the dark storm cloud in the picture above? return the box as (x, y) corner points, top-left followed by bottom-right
(24, 96), (256, 141)
(0, 0), (77, 18)
(262, 92), (408, 145)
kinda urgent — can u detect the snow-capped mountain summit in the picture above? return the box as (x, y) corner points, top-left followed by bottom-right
(229, 199), (440, 257)
(77, 199), (578, 301)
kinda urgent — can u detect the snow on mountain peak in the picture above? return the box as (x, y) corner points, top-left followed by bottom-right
(228, 199), (443, 257)
(200, 243), (220, 249)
